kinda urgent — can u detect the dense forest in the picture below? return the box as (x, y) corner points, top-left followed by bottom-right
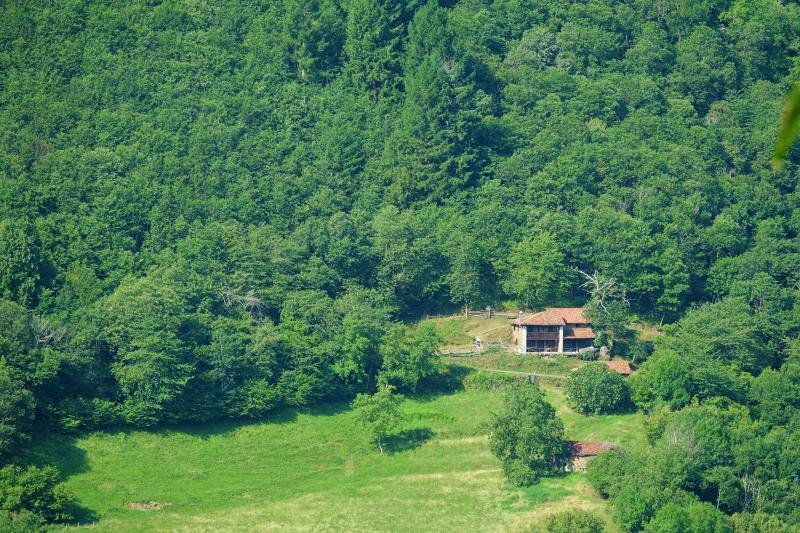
(3, 0), (800, 530)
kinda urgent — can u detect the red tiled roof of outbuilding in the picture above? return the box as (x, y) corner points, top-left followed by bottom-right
(602, 359), (635, 375)
(568, 441), (613, 457)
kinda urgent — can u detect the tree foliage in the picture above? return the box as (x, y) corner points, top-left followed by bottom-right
(488, 384), (566, 486)
(543, 509), (605, 533)
(0, 465), (74, 523)
(351, 385), (403, 453)
(645, 502), (733, 533)
(565, 363), (631, 415)
(0, 362), (34, 459)
(4, 0), (800, 528)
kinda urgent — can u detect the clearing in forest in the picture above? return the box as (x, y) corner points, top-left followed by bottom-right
(24, 387), (642, 531)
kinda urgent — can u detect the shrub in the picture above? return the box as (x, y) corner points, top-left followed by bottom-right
(586, 448), (630, 498)
(613, 485), (696, 532)
(237, 379), (281, 419)
(463, 370), (524, 391)
(417, 364), (470, 393)
(629, 350), (748, 411)
(644, 502), (733, 532)
(0, 509), (45, 532)
(586, 444), (700, 532)
(565, 363), (630, 415)
(628, 351), (692, 410)
(543, 509), (605, 532)
(488, 383), (566, 486)
(624, 338), (653, 363)
(50, 397), (123, 432)
(0, 465), (74, 523)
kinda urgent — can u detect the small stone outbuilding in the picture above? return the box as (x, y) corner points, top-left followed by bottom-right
(565, 441), (614, 473)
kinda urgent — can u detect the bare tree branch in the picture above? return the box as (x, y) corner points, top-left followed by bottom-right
(31, 316), (67, 347)
(575, 269), (629, 311)
(218, 289), (267, 321)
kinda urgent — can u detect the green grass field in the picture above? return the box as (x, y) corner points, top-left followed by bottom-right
(23, 384), (643, 532)
(424, 315), (513, 351)
(442, 352), (586, 377)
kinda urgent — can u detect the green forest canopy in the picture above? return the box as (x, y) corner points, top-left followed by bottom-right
(3, 0), (800, 529)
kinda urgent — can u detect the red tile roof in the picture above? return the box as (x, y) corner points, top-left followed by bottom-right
(602, 360), (634, 375)
(568, 441), (614, 457)
(564, 327), (595, 339)
(511, 307), (589, 326)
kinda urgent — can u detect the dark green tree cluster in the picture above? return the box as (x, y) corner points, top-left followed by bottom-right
(0, 464), (75, 530)
(4, 0), (800, 527)
(589, 323), (800, 529)
(488, 383), (566, 486)
(565, 363), (630, 415)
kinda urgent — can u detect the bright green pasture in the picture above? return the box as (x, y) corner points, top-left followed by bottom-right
(25, 387), (642, 531)
(424, 315), (513, 351)
(443, 353), (586, 377)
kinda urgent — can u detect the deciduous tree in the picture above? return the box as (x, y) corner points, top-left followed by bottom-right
(489, 383), (566, 486)
(352, 385), (403, 453)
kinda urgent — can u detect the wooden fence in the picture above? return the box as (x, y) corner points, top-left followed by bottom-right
(423, 309), (521, 320)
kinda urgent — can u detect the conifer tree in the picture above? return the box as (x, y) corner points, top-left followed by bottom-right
(344, 0), (405, 99)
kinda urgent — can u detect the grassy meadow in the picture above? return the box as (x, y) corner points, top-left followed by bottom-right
(24, 385), (643, 532)
(425, 315), (513, 352)
(443, 352), (586, 377)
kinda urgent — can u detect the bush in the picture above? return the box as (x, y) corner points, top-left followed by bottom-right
(586, 448), (630, 498)
(565, 363), (630, 415)
(463, 370), (524, 391)
(613, 485), (697, 532)
(543, 509), (605, 532)
(50, 397), (123, 432)
(624, 338), (653, 363)
(0, 465), (74, 523)
(0, 509), (45, 532)
(644, 502), (732, 532)
(629, 350), (748, 411)
(416, 364), (470, 393)
(628, 351), (692, 410)
(236, 379), (281, 419)
(489, 383), (566, 486)
(586, 443), (700, 531)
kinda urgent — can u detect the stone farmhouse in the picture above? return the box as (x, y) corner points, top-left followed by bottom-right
(511, 307), (595, 354)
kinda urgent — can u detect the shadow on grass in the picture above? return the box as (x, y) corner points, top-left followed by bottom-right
(16, 432), (99, 524)
(99, 401), (355, 443)
(168, 407), (301, 439)
(411, 364), (472, 400)
(385, 427), (434, 454)
(67, 499), (100, 524)
(301, 401), (352, 418)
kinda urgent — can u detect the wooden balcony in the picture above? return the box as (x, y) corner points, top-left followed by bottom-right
(527, 332), (559, 341)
